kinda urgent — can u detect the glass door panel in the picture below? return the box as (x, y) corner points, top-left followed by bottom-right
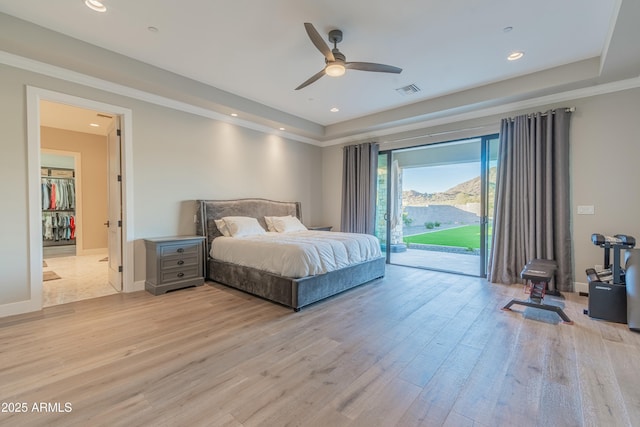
(480, 135), (500, 276)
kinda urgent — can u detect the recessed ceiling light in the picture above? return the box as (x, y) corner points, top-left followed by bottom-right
(330, 107), (340, 113)
(503, 26), (513, 33)
(279, 127), (285, 131)
(230, 113), (238, 117)
(85, 0), (106, 12)
(147, 26), (159, 33)
(89, 123), (100, 127)
(507, 51), (524, 61)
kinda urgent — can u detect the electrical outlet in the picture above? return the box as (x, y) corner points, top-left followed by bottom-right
(577, 205), (595, 215)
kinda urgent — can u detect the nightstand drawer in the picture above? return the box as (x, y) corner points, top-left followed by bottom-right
(160, 255), (199, 270)
(160, 266), (200, 284)
(159, 242), (200, 257)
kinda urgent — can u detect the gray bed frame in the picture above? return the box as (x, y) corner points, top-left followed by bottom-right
(196, 198), (385, 311)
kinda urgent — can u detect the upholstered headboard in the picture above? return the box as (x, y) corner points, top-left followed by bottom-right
(196, 198), (302, 255)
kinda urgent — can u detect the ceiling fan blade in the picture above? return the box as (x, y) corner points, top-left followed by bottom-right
(304, 23), (335, 62)
(295, 69), (326, 90)
(346, 62), (402, 74)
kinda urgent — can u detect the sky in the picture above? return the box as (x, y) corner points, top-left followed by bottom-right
(402, 163), (481, 193)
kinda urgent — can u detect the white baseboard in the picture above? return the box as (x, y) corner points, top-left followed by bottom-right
(0, 299), (41, 319)
(575, 281), (589, 294)
(130, 280), (146, 293)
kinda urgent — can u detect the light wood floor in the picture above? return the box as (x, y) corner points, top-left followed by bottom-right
(1, 264), (639, 427)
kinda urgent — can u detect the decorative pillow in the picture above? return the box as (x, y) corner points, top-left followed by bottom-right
(270, 215), (307, 233)
(222, 216), (266, 237)
(264, 216), (277, 232)
(214, 219), (231, 237)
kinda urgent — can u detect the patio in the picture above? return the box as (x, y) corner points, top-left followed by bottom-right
(389, 246), (482, 276)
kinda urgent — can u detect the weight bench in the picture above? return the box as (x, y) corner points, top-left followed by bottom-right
(502, 259), (573, 324)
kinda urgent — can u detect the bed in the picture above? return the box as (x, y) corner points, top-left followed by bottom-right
(196, 198), (385, 311)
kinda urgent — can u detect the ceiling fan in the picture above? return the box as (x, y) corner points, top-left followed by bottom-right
(295, 22), (402, 90)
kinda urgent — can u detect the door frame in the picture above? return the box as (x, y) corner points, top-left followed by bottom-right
(26, 86), (135, 311)
(378, 135), (498, 277)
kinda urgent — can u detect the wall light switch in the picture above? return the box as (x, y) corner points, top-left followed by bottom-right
(577, 205), (595, 215)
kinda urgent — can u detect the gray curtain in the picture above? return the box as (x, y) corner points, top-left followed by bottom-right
(341, 142), (379, 234)
(488, 109), (573, 292)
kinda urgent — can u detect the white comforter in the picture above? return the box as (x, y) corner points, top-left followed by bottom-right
(210, 231), (382, 278)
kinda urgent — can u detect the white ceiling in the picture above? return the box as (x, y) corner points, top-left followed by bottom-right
(40, 101), (114, 136)
(1, 0), (639, 143)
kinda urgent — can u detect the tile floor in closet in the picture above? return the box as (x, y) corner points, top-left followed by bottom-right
(42, 251), (117, 307)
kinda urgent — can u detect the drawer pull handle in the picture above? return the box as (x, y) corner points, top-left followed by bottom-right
(177, 260), (184, 265)
(177, 248), (184, 253)
(177, 272), (184, 278)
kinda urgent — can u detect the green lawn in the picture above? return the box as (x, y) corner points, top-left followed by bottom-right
(403, 225), (491, 249)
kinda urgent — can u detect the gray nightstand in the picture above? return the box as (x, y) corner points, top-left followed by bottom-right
(144, 236), (205, 295)
(307, 226), (333, 231)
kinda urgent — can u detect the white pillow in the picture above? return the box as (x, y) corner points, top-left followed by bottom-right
(214, 219), (231, 237)
(270, 215), (307, 233)
(222, 216), (266, 237)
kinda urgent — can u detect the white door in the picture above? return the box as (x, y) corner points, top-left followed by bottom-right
(107, 119), (123, 291)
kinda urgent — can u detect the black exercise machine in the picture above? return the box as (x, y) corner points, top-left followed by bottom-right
(585, 233), (636, 324)
(589, 233), (635, 285)
(502, 258), (573, 324)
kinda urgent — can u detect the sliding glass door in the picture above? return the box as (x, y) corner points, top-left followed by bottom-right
(377, 135), (498, 277)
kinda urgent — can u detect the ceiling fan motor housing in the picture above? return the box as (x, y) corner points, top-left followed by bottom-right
(329, 50), (346, 63)
(328, 29), (343, 44)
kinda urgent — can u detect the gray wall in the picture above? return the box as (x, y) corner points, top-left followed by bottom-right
(322, 88), (640, 289)
(0, 63), (323, 307)
(571, 89), (640, 281)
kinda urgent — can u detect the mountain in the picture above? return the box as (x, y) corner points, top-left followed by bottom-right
(403, 167), (497, 206)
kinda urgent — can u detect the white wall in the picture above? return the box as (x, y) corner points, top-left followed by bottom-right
(0, 63), (323, 313)
(0, 65), (31, 305)
(321, 88), (640, 290)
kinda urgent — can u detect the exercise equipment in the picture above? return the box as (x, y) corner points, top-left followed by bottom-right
(624, 248), (640, 331)
(586, 234), (635, 324)
(590, 233), (636, 285)
(587, 280), (627, 324)
(502, 259), (573, 324)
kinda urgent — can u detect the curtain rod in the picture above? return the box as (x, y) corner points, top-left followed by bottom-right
(532, 106), (575, 115)
(384, 107), (576, 144)
(510, 107), (576, 120)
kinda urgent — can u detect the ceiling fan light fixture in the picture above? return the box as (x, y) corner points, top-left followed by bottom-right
(85, 0), (106, 12)
(325, 63), (346, 77)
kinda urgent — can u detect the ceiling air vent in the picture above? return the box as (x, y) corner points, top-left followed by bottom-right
(395, 84), (421, 96)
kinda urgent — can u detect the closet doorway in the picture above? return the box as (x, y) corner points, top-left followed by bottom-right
(26, 86), (133, 313)
(39, 100), (122, 306)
